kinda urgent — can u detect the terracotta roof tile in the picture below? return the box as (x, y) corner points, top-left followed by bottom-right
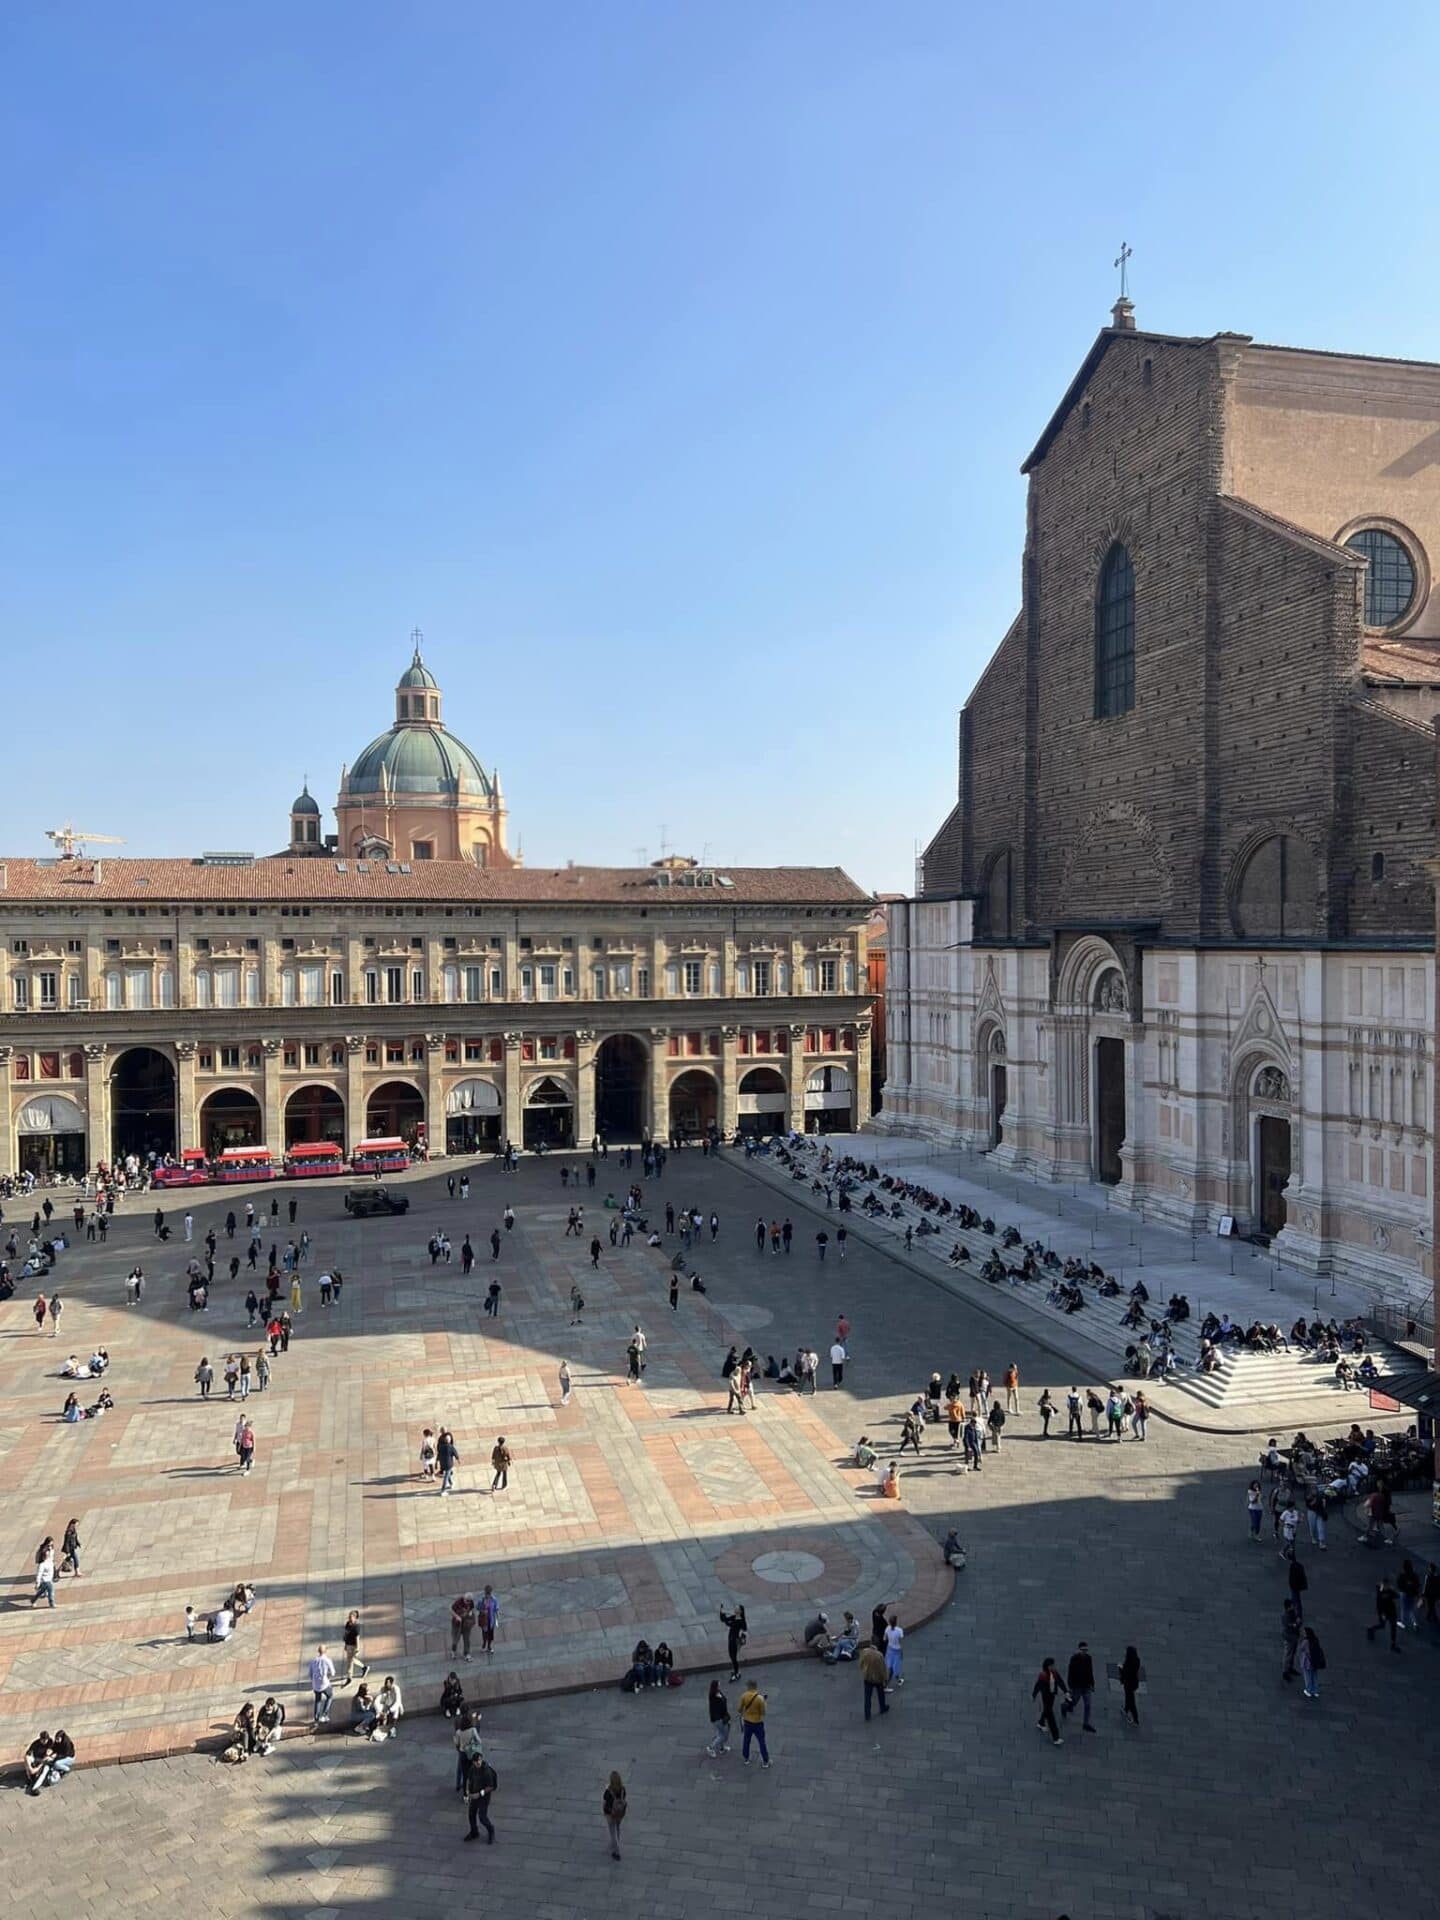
(0, 857), (870, 909)
(1360, 638), (1440, 687)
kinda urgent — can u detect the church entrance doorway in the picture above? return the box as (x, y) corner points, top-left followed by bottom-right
(1257, 1116), (1291, 1239)
(989, 1063), (1007, 1149)
(1094, 1038), (1125, 1185)
(110, 1047), (176, 1162)
(595, 1035), (648, 1141)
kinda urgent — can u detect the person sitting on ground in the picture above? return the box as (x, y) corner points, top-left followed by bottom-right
(1358, 1354), (1380, 1386)
(60, 1354), (85, 1378)
(824, 1612), (860, 1662)
(1335, 1356), (1355, 1390)
(948, 1242), (970, 1264)
(628, 1639), (655, 1690)
(1199, 1339), (1220, 1375)
(653, 1641), (674, 1684)
(763, 1355), (780, 1379)
(62, 1392), (81, 1423)
(230, 1582), (256, 1618)
(881, 1459), (901, 1497)
(776, 1358), (797, 1387)
(853, 1435), (877, 1469)
(372, 1676), (403, 1740)
(87, 1388), (114, 1418)
(1098, 1275), (1121, 1298)
(803, 1611), (833, 1655)
(24, 1733), (56, 1795)
(89, 1349), (109, 1375)
(256, 1697), (285, 1754)
(942, 1529), (966, 1569)
(440, 1672), (466, 1718)
(350, 1683), (377, 1734)
(232, 1700), (259, 1756)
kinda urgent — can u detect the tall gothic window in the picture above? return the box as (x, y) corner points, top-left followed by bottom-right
(1094, 543), (1135, 719)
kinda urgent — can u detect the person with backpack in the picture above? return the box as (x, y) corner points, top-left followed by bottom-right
(464, 1750), (498, 1843)
(1298, 1626), (1325, 1700)
(603, 1770), (628, 1859)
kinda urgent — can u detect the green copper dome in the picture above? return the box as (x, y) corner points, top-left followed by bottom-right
(347, 723), (492, 797)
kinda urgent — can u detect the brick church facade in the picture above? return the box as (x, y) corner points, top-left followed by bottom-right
(879, 300), (1440, 1307)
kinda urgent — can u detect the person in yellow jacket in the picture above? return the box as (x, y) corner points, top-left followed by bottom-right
(737, 1680), (771, 1768)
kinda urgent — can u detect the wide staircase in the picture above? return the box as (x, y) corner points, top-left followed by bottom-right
(772, 1139), (1386, 1413)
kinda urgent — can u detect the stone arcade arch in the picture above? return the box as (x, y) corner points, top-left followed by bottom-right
(523, 1075), (574, 1151)
(445, 1077), (503, 1155)
(595, 1034), (648, 1142)
(284, 1084), (346, 1148)
(109, 1047), (176, 1161)
(669, 1068), (718, 1140)
(737, 1065), (787, 1138)
(365, 1080), (426, 1148)
(198, 1086), (264, 1155)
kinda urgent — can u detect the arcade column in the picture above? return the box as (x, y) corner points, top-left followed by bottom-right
(344, 1036), (367, 1153)
(647, 1029), (670, 1143)
(425, 1033), (447, 1157)
(574, 1029), (597, 1147)
(175, 1041), (198, 1152)
(261, 1039), (283, 1152)
(787, 1025), (808, 1134)
(719, 1026), (739, 1137)
(84, 1042), (110, 1170)
(503, 1033), (522, 1151)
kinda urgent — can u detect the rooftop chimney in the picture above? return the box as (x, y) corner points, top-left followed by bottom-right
(1110, 296), (1136, 332)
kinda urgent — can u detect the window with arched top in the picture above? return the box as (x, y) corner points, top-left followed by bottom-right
(1230, 833), (1318, 939)
(1094, 543), (1136, 719)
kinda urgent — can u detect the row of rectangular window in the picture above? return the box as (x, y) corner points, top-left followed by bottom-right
(12, 964), (854, 1010)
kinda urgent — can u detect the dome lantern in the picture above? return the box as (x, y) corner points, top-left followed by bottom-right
(396, 628), (441, 723)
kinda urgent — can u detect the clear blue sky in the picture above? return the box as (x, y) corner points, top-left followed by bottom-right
(5, 2), (1439, 892)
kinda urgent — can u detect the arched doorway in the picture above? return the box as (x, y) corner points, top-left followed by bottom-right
(1257, 1116), (1292, 1238)
(669, 1069), (718, 1140)
(16, 1093), (88, 1178)
(804, 1064), (853, 1135)
(990, 1062), (1007, 1149)
(200, 1087), (264, 1154)
(366, 1080), (426, 1149)
(738, 1065), (787, 1138)
(285, 1084), (346, 1147)
(110, 1047), (176, 1160)
(1094, 1038), (1125, 1185)
(595, 1034), (648, 1141)
(445, 1077), (503, 1154)
(523, 1075), (574, 1150)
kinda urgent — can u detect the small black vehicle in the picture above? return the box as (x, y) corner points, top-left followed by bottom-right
(344, 1186), (409, 1217)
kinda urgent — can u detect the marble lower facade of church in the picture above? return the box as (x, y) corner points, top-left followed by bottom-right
(875, 899), (1432, 1309)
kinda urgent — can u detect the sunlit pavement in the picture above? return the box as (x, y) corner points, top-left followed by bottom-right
(3, 1147), (1438, 1917)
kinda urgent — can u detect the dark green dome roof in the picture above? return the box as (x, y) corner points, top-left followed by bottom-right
(347, 724), (491, 797)
(398, 657), (438, 691)
(291, 785), (321, 815)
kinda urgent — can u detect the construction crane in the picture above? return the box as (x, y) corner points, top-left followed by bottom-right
(45, 825), (127, 859)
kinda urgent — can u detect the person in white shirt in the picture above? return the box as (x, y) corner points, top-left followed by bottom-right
(373, 1675), (404, 1740)
(309, 1644), (336, 1722)
(209, 1606), (235, 1642)
(883, 1615), (905, 1685)
(829, 1341), (847, 1389)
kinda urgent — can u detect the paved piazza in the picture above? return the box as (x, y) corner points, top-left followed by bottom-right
(4, 1149), (1440, 1919)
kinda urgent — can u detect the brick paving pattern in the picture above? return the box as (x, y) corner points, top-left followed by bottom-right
(0, 1160), (945, 1761)
(3, 1147), (1439, 1919)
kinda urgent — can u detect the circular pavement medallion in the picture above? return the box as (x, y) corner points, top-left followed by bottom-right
(722, 1305), (773, 1331)
(751, 1549), (826, 1584)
